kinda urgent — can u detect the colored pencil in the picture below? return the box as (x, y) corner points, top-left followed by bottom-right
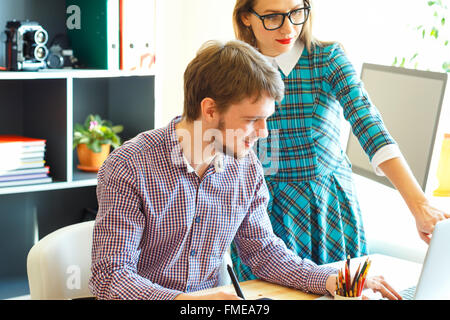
(335, 257), (372, 297)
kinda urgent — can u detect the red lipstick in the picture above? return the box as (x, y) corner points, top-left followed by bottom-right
(276, 38), (293, 45)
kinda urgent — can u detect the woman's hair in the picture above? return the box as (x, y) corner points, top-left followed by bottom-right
(233, 0), (333, 53)
(183, 40), (284, 122)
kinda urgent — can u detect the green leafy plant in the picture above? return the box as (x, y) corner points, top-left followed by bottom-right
(393, 0), (449, 72)
(73, 114), (123, 153)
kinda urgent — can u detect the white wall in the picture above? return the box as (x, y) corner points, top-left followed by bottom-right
(313, 0), (449, 74)
(155, 0), (235, 127)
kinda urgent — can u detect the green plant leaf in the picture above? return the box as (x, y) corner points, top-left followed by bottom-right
(112, 125), (124, 133)
(79, 137), (90, 145)
(74, 114), (123, 149)
(111, 135), (121, 149)
(74, 123), (84, 131)
(93, 114), (102, 123)
(443, 61), (450, 72)
(90, 140), (102, 153)
(392, 57), (398, 66)
(409, 53), (419, 62)
(431, 27), (439, 39)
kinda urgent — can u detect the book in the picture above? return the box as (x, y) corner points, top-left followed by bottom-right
(22, 145), (46, 153)
(20, 152), (45, 159)
(66, 0), (120, 70)
(15, 161), (46, 170)
(0, 177), (52, 188)
(0, 135), (46, 147)
(20, 157), (46, 163)
(0, 166), (50, 177)
(0, 135), (47, 172)
(0, 173), (49, 182)
(119, 0), (156, 71)
(0, 134), (50, 187)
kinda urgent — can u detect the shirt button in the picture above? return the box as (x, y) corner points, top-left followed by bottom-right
(190, 250), (196, 256)
(195, 217), (200, 223)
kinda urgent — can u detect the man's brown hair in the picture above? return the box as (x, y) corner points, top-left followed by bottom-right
(183, 39), (284, 122)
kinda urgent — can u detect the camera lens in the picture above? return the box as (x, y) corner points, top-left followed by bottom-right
(34, 29), (48, 45)
(34, 45), (48, 61)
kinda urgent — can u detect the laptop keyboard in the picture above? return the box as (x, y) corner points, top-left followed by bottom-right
(399, 286), (416, 300)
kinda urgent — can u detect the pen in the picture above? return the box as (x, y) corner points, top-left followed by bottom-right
(227, 264), (246, 300)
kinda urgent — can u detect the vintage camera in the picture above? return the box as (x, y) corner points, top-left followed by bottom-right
(4, 20), (49, 71)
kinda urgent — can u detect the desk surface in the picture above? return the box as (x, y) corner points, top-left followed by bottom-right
(194, 254), (423, 300)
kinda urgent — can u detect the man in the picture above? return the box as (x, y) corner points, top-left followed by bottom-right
(89, 40), (401, 300)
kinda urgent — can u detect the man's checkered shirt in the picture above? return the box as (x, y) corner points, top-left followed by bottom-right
(89, 117), (337, 299)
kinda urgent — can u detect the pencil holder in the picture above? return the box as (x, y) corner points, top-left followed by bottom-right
(336, 256), (371, 299)
(334, 293), (362, 300)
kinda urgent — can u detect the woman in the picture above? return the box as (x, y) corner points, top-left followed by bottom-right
(230, 0), (449, 281)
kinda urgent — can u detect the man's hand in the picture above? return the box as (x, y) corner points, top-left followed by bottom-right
(363, 275), (403, 300)
(175, 291), (242, 300)
(326, 274), (403, 300)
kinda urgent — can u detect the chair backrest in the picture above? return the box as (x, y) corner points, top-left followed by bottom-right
(217, 248), (232, 287)
(27, 220), (95, 300)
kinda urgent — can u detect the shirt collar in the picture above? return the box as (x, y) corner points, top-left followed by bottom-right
(166, 116), (225, 175)
(182, 152), (225, 174)
(264, 39), (304, 77)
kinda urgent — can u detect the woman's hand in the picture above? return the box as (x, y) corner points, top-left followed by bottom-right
(411, 200), (450, 244)
(363, 275), (403, 300)
(378, 157), (450, 244)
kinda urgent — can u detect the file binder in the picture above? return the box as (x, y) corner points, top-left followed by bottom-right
(119, 0), (156, 71)
(66, 0), (120, 70)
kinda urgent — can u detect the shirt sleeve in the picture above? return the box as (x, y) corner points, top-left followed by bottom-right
(233, 167), (338, 295)
(89, 154), (183, 300)
(324, 44), (397, 161)
(370, 144), (403, 176)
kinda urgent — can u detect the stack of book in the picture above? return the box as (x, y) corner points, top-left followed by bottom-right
(0, 135), (52, 187)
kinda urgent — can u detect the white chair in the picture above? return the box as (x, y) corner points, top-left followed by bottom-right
(217, 248), (232, 286)
(27, 219), (233, 299)
(26, 220), (95, 300)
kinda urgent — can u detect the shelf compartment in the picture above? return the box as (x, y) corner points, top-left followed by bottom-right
(71, 75), (155, 171)
(0, 79), (68, 183)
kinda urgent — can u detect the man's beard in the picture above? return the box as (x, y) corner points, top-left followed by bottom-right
(215, 117), (245, 160)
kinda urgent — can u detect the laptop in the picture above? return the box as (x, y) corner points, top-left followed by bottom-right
(399, 218), (450, 300)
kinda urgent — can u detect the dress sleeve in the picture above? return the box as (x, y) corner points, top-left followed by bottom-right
(324, 44), (397, 161)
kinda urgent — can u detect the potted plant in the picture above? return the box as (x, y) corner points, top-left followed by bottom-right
(73, 114), (123, 172)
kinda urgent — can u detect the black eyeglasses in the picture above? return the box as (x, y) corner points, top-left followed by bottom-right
(249, 6), (311, 31)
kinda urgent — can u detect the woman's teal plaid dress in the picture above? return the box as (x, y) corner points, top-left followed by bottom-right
(231, 43), (396, 281)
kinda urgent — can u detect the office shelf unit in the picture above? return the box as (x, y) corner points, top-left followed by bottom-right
(0, 1), (156, 299)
